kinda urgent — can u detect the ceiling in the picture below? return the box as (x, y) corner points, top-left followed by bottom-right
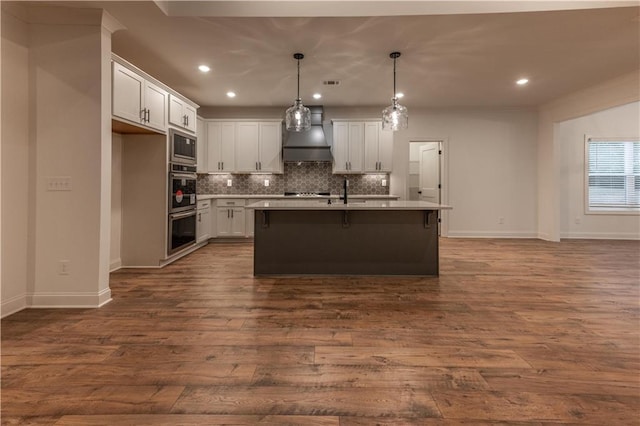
(36, 1), (640, 109)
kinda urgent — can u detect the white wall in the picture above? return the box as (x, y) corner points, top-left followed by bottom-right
(558, 101), (640, 239)
(110, 132), (123, 270)
(392, 108), (539, 238)
(1, 5), (29, 316)
(537, 71), (640, 241)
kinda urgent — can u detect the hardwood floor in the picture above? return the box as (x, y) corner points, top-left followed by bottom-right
(2, 238), (639, 425)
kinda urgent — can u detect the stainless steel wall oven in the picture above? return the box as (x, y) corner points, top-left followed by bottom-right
(168, 162), (197, 255)
(168, 209), (197, 255)
(169, 163), (197, 213)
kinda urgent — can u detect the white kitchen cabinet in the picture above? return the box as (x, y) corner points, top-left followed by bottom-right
(215, 199), (246, 237)
(112, 61), (168, 132)
(196, 200), (211, 243)
(235, 121), (283, 173)
(364, 121), (394, 172)
(332, 121), (364, 173)
(169, 95), (197, 133)
(196, 117), (208, 173)
(235, 123), (260, 173)
(207, 122), (236, 173)
(246, 199), (266, 237)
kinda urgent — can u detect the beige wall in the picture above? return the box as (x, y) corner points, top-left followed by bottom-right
(1, 4), (118, 316)
(1, 5), (30, 316)
(110, 132), (122, 270)
(557, 101), (639, 239)
(537, 71), (640, 241)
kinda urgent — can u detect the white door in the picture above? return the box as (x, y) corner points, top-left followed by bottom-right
(419, 143), (440, 203)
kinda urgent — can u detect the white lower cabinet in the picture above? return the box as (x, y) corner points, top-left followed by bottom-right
(196, 200), (211, 243)
(246, 200), (265, 237)
(215, 199), (246, 237)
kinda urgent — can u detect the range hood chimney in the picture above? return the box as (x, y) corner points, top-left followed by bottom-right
(282, 105), (333, 162)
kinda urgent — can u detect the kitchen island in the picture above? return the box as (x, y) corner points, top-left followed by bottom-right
(246, 200), (452, 276)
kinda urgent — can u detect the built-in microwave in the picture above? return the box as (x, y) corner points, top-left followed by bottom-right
(170, 128), (197, 165)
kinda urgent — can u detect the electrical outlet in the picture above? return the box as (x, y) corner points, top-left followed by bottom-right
(58, 260), (70, 275)
(498, 217), (504, 225)
(381, 179), (387, 187)
(264, 179), (270, 187)
(227, 179), (232, 187)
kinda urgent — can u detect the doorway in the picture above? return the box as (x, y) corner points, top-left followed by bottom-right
(409, 140), (446, 235)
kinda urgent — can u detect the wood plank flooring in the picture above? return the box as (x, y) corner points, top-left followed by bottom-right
(2, 238), (639, 425)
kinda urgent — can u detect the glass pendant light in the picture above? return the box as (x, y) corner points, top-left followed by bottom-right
(382, 51), (408, 131)
(285, 53), (311, 132)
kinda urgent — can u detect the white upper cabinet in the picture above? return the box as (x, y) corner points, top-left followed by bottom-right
(235, 122), (260, 173)
(332, 121), (364, 174)
(169, 95), (197, 133)
(333, 120), (392, 174)
(112, 62), (168, 132)
(258, 122), (283, 173)
(364, 121), (394, 172)
(206, 122), (236, 173)
(196, 117), (208, 173)
(206, 120), (282, 174)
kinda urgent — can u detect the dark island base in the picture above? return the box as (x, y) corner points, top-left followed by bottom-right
(253, 209), (439, 276)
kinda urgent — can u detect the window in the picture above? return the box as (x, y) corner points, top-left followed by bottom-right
(585, 138), (640, 212)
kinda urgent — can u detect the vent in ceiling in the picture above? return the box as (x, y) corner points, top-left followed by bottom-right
(323, 80), (341, 86)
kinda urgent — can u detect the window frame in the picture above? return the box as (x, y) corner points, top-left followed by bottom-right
(584, 135), (640, 215)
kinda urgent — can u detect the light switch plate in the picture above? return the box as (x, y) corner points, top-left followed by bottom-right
(381, 179), (387, 187)
(227, 179), (232, 187)
(264, 179), (270, 187)
(47, 176), (72, 191)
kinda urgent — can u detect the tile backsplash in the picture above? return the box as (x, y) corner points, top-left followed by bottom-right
(197, 162), (389, 195)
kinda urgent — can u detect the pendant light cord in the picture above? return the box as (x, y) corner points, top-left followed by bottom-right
(393, 56), (397, 100)
(297, 58), (301, 100)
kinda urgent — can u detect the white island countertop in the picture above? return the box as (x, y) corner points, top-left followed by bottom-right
(198, 194), (399, 201)
(246, 199), (452, 211)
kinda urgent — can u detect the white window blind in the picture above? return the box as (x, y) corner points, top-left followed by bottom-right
(587, 139), (640, 209)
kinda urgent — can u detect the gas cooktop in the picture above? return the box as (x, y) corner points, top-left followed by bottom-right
(284, 192), (331, 197)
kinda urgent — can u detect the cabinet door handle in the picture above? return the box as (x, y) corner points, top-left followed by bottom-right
(221, 162), (224, 170)
(259, 161), (262, 170)
(146, 109), (150, 123)
(231, 209), (234, 218)
(140, 108), (145, 121)
(198, 213), (201, 222)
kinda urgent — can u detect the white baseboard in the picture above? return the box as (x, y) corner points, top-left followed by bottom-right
(109, 258), (122, 272)
(560, 231), (640, 240)
(1, 294), (28, 318)
(28, 287), (112, 308)
(447, 230), (539, 239)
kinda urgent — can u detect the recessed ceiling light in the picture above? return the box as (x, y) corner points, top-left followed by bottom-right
(198, 65), (211, 73)
(516, 78), (529, 85)
(395, 92), (404, 99)
(226, 91), (236, 98)
(313, 93), (322, 99)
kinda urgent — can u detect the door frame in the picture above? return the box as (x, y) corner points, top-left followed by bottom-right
(408, 138), (449, 237)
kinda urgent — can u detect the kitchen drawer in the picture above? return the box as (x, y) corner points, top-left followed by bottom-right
(216, 199), (246, 207)
(197, 200), (210, 210)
